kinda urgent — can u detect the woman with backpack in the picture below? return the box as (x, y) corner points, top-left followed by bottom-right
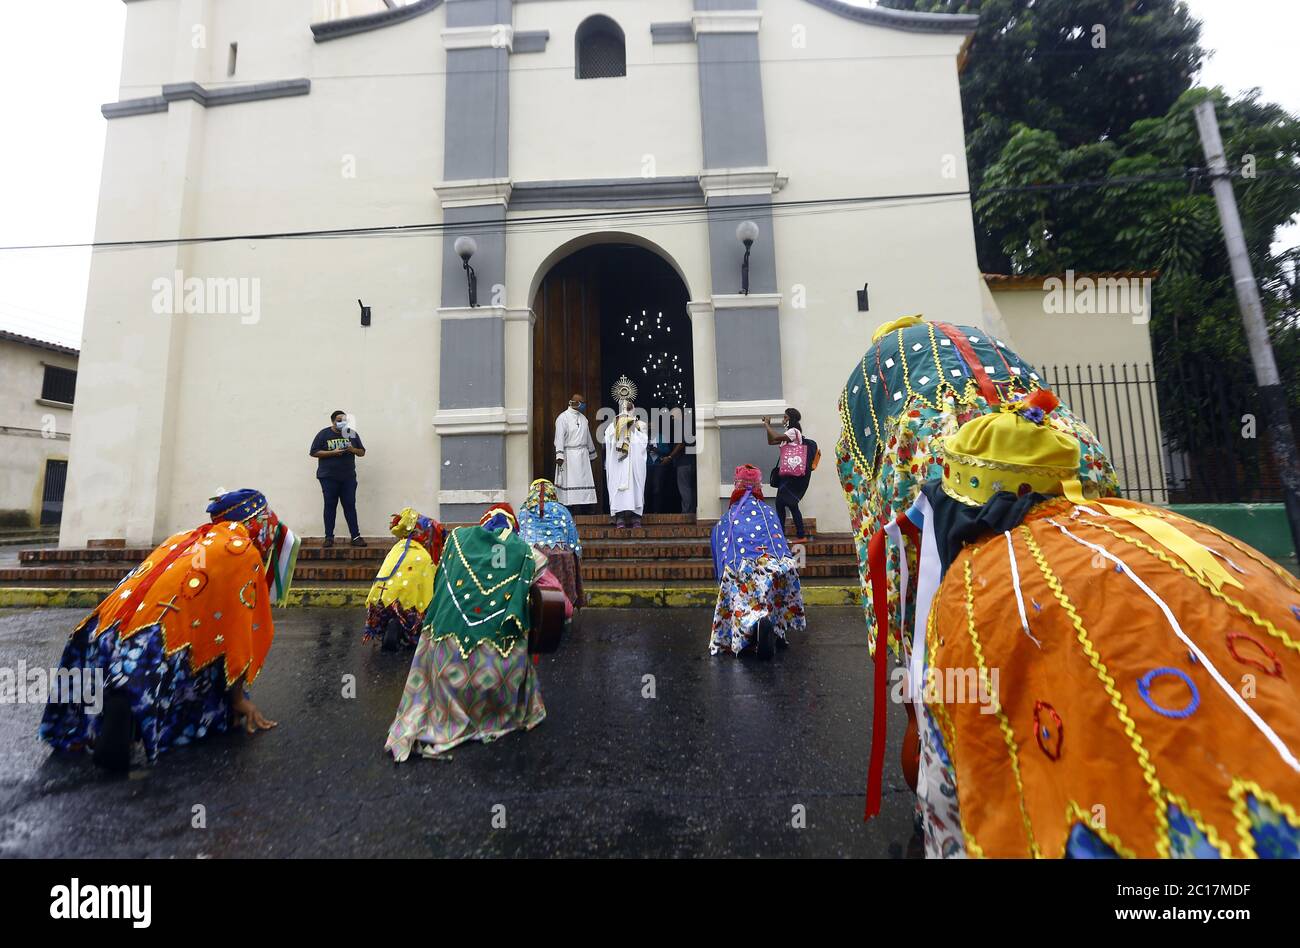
(762, 408), (816, 543)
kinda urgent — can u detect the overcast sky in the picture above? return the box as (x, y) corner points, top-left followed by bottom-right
(0, 0), (1294, 349)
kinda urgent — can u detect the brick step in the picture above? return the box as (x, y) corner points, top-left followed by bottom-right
(0, 555), (861, 585)
(571, 513), (700, 525)
(17, 523), (833, 566)
(580, 537), (855, 559)
(581, 557), (859, 581)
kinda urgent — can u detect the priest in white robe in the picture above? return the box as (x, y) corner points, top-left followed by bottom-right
(553, 394), (598, 510)
(603, 377), (648, 527)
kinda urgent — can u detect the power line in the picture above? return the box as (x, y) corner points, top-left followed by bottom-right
(115, 47), (964, 92)
(1, 167), (1295, 254)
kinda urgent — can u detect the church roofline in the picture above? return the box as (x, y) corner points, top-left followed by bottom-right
(307, 1), (976, 45)
(311, 0), (444, 43)
(800, 0), (978, 35)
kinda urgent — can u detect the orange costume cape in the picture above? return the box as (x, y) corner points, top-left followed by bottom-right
(78, 520), (277, 687)
(927, 499), (1300, 857)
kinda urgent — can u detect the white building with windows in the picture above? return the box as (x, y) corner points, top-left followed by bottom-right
(64, 0), (1003, 544)
(0, 331), (77, 529)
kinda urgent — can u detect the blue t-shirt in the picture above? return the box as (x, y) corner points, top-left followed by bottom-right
(310, 426), (364, 480)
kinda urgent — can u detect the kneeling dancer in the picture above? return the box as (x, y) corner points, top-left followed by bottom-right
(385, 504), (547, 760)
(709, 464), (806, 658)
(40, 489), (298, 770)
(363, 506), (447, 651)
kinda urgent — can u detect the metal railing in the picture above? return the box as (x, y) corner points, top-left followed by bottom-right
(1043, 360), (1290, 504)
(1042, 363), (1168, 503)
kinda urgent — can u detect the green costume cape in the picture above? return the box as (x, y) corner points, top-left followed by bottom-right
(423, 525), (535, 658)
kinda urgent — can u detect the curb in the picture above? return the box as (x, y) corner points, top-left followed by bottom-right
(0, 584), (866, 610)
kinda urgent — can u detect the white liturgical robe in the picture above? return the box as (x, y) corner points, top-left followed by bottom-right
(553, 407), (597, 506)
(603, 413), (648, 516)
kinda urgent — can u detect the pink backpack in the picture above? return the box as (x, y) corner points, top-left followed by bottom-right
(778, 429), (808, 478)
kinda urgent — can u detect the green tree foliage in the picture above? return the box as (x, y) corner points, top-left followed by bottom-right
(885, 0), (1300, 492)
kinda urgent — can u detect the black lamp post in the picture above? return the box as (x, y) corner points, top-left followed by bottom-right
(454, 236), (478, 307)
(736, 220), (759, 295)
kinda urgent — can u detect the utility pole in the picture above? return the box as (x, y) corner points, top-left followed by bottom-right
(1194, 99), (1300, 559)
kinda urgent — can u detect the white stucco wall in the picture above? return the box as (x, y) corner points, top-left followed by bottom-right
(63, 0), (449, 546)
(65, 0), (987, 544)
(0, 338), (76, 526)
(510, 1), (702, 183)
(760, 3), (980, 532)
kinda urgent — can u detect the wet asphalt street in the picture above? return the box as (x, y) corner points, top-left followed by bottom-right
(0, 606), (916, 858)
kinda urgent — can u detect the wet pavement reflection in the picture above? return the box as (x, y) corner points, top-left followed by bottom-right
(0, 606), (917, 857)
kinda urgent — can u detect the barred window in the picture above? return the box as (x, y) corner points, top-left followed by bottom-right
(576, 15), (625, 80)
(41, 364), (77, 404)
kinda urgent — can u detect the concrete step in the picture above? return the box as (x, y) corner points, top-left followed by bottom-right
(0, 531), (59, 547)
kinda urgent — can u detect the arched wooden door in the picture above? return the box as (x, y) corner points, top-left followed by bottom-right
(532, 255), (605, 509)
(531, 244), (695, 515)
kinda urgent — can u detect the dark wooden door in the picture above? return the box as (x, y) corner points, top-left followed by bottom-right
(532, 258), (604, 508)
(40, 458), (68, 526)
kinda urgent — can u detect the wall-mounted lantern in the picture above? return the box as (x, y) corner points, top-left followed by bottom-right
(454, 235), (479, 308)
(736, 220), (759, 296)
(358, 299), (371, 326)
(857, 283), (869, 312)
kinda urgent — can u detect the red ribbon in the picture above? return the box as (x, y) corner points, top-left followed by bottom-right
(864, 512), (922, 821)
(865, 527), (891, 820)
(937, 322), (1001, 405)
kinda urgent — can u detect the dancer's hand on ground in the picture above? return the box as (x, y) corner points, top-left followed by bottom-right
(232, 694), (278, 733)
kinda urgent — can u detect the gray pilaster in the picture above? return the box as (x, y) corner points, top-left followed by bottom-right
(714, 305), (783, 401)
(437, 0), (513, 522)
(443, 45), (509, 180)
(694, 0), (785, 461)
(719, 427), (776, 485)
(440, 435), (507, 490)
(697, 30), (768, 170)
(706, 195), (777, 296)
(441, 204), (506, 306)
(438, 317), (505, 409)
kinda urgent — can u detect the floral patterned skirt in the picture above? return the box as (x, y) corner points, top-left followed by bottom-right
(362, 602), (425, 648)
(385, 634), (546, 761)
(709, 558), (806, 656)
(540, 548), (584, 609)
(39, 618), (234, 762)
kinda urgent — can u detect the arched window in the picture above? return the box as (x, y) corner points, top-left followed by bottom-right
(575, 15), (626, 79)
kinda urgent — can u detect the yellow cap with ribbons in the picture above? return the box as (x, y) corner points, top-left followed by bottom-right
(935, 392), (1080, 505)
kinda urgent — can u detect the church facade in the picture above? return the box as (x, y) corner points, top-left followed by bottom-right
(63, 0), (989, 545)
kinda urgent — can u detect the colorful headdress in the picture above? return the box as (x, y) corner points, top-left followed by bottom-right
(733, 464), (762, 491)
(479, 503), (519, 534)
(934, 389), (1079, 506)
(525, 478), (559, 518)
(390, 506), (446, 562)
(520, 480), (581, 556)
(206, 489), (268, 525)
(207, 488), (299, 606)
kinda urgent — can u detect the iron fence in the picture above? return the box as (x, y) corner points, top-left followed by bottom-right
(1042, 361), (1287, 504)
